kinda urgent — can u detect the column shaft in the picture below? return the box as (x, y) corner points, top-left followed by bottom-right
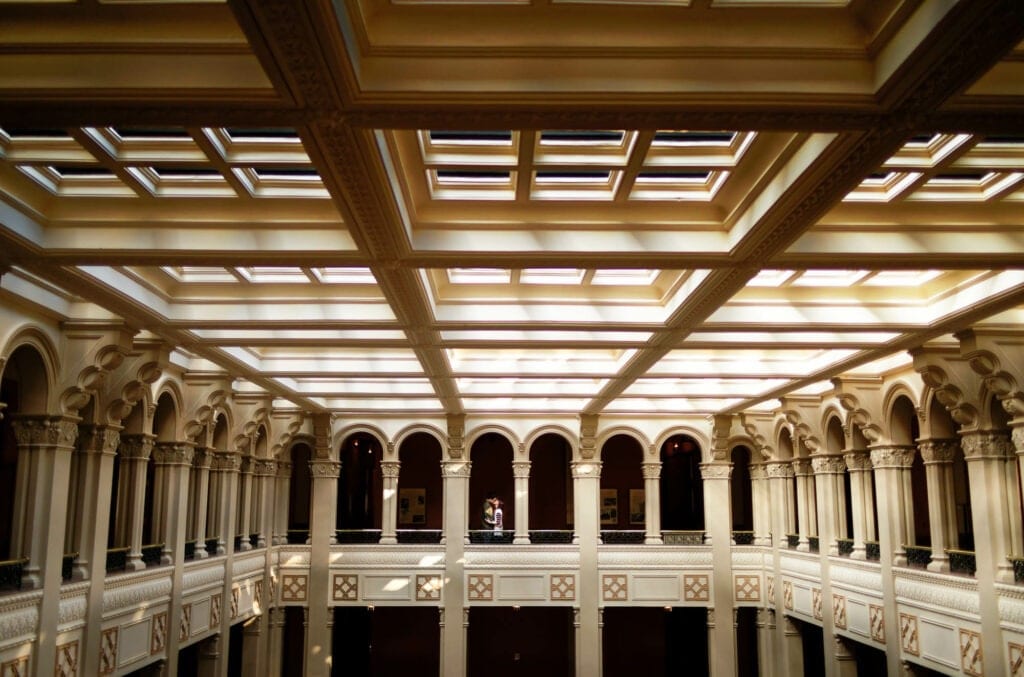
(513, 460), (530, 544)
(380, 460), (400, 544)
(572, 460), (601, 677)
(701, 462), (734, 677)
(307, 456), (339, 677)
(918, 439), (957, 572)
(441, 460), (470, 677)
(642, 462), (662, 545)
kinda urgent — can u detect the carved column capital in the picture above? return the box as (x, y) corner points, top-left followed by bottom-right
(641, 462), (661, 480)
(276, 461), (292, 479)
(213, 451), (241, 472)
(868, 445), (916, 469)
(441, 460), (471, 478)
(78, 424), (121, 456)
(380, 460), (401, 479)
(152, 442), (195, 466)
(119, 433), (156, 460)
(748, 463), (767, 480)
(11, 415), (80, 449)
(192, 447), (214, 469)
(765, 461), (794, 478)
(960, 431), (1013, 460)
(917, 438), (958, 464)
(571, 460), (601, 479)
(842, 451), (872, 472)
(699, 462), (732, 480)
(309, 459), (341, 479)
(512, 461), (532, 479)
(810, 454), (847, 475)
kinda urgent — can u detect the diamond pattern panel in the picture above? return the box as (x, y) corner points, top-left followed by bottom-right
(960, 629), (983, 677)
(734, 574), (760, 602)
(417, 575), (442, 601)
(282, 574), (309, 602)
(869, 604), (885, 643)
(899, 613), (919, 656)
(602, 575), (628, 601)
(468, 574), (493, 601)
(684, 574), (709, 602)
(832, 594), (846, 630)
(100, 627), (118, 674)
(150, 612), (167, 655)
(551, 574), (576, 601)
(55, 641), (78, 677)
(333, 574), (359, 601)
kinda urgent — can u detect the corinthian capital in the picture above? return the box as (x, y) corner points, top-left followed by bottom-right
(699, 462), (732, 480)
(868, 445), (915, 469)
(119, 433), (156, 460)
(309, 459), (341, 479)
(152, 442), (195, 466)
(512, 461), (532, 479)
(960, 431), (1013, 460)
(11, 415), (79, 449)
(810, 455), (846, 475)
(917, 439), (958, 464)
(441, 460), (471, 478)
(380, 460), (401, 479)
(641, 462), (661, 480)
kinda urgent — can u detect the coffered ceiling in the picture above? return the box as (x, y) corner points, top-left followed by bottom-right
(1, 0), (1023, 418)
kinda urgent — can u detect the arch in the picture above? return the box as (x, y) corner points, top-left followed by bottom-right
(333, 423), (388, 458)
(254, 425), (269, 458)
(887, 392), (920, 446)
(393, 423), (446, 458)
(730, 445), (754, 534)
(212, 414), (230, 451)
(465, 424), (520, 458)
(287, 440), (312, 541)
(397, 431), (443, 531)
(528, 431), (574, 532)
(469, 431), (515, 534)
(523, 424), (579, 453)
(660, 434), (705, 531)
(600, 433), (644, 532)
(337, 431), (384, 532)
(776, 427), (795, 461)
(1, 327), (59, 414)
(653, 426), (711, 462)
(152, 391), (178, 442)
(596, 426), (650, 459)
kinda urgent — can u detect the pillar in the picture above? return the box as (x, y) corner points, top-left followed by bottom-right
(274, 461), (291, 545)
(749, 463), (772, 547)
(572, 459), (601, 677)
(192, 449), (213, 558)
(843, 451), (872, 560)
(267, 607), (285, 675)
(765, 461), (794, 549)
(961, 430), (1015, 677)
(207, 449), (224, 554)
(642, 461), (662, 545)
(117, 433), (154, 570)
(756, 608), (776, 677)
(379, 460), (400, 544)
(918, 439), (957, 572)
(10, 416), (78, 677)
(513, 460), (531, 544)
(781, 616), (803, 677)
(236, 456), (253, 550)
(197, 634), (221, 677)
(152, 442), (194, 676)
(793, 458), (813, 551)
(213, 451), (240, 677)
(441, 459), (470, 677)
(701, 461), (734, 677)
(306, 456), (340, 677)
(835, 637), (858, 677)
(811, 455), (846, 556)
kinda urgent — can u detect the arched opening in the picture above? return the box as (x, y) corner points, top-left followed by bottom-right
(249, 425), (268, 546)
(206, 414), (229, 549)
(825, 417), (854, 546)
(287, 442), (312, 543)
(730, 445), (754, 540)
(893, 395), (929, 553)
(600, 434), (643, 542)
(337, 432), (383, 538)
(468, 432), (514, 541)
(778, 428), (797, 540)
(529, 433), (574, 541)
(397, 432), (443, 541)
(660, 434), (705, 532)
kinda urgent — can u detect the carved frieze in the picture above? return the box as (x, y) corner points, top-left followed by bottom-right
(765, 462), (794, 479)
(441, 461), (471, 479)
(700, 462), (732, 480)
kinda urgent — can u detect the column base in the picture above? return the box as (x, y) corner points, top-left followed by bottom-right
(850, 547), (867, 560)
(926, 556), (949, 573)
(72, 562), (89, 582)
(513, 536), (531, 545)
(997, 564), (1016, 584)
(379, 536), (398, 545)
(125, 555), (146, 572)
(644, 537), (663, 545)
(20, 568), (43, 590)
(239, 542), (253, 552)
(194, 547), (209, 560)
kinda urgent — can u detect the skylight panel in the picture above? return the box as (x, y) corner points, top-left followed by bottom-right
(313, 267), (377, 284)
(652, 131), (736, 146)
(520, 269), (586, 285)
(52, 166), (114, 178)
(540, 130), (625, 145)
(746, 269), (796, 287)
(428, 130), (513, 145)
(236, 267), (311, 284)
(2, 128), (72, 139)
(152, 167), (223, 178)
(590, 269), (660, 286)
(862, 270), (942, 287)
(534, 170), (612, 183)
(448, 269), (512, 284)
(162, 266), (238, 283)
(791, 270), (870, 286)
(435, 169), (512, 183)
(112, 126), (191, 140)
(226, 127), (301, 141)
(636, 171), (710, 182)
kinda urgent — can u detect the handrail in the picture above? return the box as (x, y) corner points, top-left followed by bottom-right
(946, 548), (977, 576)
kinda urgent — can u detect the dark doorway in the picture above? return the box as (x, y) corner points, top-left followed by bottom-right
(337, 433), (383, 530)
(736, 606), (759, 677)
(661, 435), (705, 530)
(467, 606), (574, 677)
(332, 606), (440, 677)
(282, 606), (305, 675)
(603, 606), (708, 677)
(529, 433), (573, 530)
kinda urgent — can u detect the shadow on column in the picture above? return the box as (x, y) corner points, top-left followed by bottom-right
(603, 606), (708, 677)
(467, 606), (573, 677)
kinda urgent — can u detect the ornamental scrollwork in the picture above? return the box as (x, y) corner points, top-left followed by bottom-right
(152, 443), (195, 466)
(843, 452), (872, 472)
(641, 462), (661, 480)
(118, 434), (155, 460)
(512, 461), (531, 479)
(380, 461), (401, 479)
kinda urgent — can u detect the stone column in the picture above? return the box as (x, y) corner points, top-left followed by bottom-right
(267, 606), (285, 675)
(835, 636), (858, 677)
(792, 458), (813, 550)
(274, 461), (291, 545)
(79, 425), (120, 677)
(701, 462), (734, 677)
(441, 460), (471, 677)
(756, 608), (776, 677)
(781, 616), (803, 677)
(379, 460), (401, 544)
(749, 463), (772, 547)
(10, 416), (78, 677)
(206, 450), (224, 554)
(962, 430), (1015, 677)
(843, 451), (872, 560)
(642, 461), (662, 544)
(117, 433), (155, 570)
(572, 460), (601, 677)
(766, 461), (795, 548)
(811, 455), (847, 556)
(236, 456), (253, 550)
(870, 445), (915, 566)
(513, 460), (531, 544)
(917, 439), (958, 572)
(191, 449), (212, 558)
(307, 457), (340, 677)
(152, 442), (194, 676)
(197, 634), (221, 677)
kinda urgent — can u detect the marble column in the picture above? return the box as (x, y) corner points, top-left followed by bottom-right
(206, 450), (224, 554)
(441, 460), (471, 677)
(781, 616), (803, 677)
(236, 456), (253, 550)
(572, 460), (601, 677)
(835, 636), (858, 677)
(191, 449), (213, 558)
(267, 606), (285, 675)
(306, 457), (340, 677)
(10, 416), (78, 677)
(117, 433), (155, 570)
(792, 458), (813, 551)
(917, 439), (958, 572)
(701, 461), (734, 677)
(379, 460), (401, 544)
(811, 455), (847, 556)
(749, 463), (772, 547)
(274, 461), (291, 545)
(766, 461), (795, 549)
(756, 608), (776, 677)
(513, 460), (531, 544)
(869, 445), (915, 566)
(642, 461), (662, 544)
(843, 451), (873, 560)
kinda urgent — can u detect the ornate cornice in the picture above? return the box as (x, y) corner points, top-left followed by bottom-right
(748, 464), (766, 481)
(254, 459), (278, 476)
(212, 451), (242, 472)
(869, 445), (915, 469)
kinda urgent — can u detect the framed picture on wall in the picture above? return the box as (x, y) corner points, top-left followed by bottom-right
(629, 489), (645, 525)
(600, 489), (618, 525)
(399, 488), (426, 524)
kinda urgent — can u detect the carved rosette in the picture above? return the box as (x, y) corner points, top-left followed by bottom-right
(810, 455), (847, 475)
(512, 461), (531, 479)
(765, 461), (794, 479)
(119, 434), (155, 460)
(309, 459), (341, 479)
(11, 416), (79, 449)
(152, 443), (195, 466)
(79, 425), (121, 456)
(869, 445), (916, 469)
(571, 461), (601, 479)
(380, 461), (401, 479)
(843, 451), (872, 472)
(441, 461), (471, 479)
(791, 458), (813, 477)
(699, 462), (732, 480)
(641, 462), (661, 480)
(960, 431), (1013, 460)
(917, 439), (958, 464)
(579, 414), (598, 459)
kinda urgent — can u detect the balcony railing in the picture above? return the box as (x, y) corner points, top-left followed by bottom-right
(335, 529), (381, 544)
(62, 553), (76, 582)
(732, 531), (754, 545)
(837, 538), (854, 556)
(904, 544), (932, 569)
(1009, 556), (1024, 583)
(947, 549), (977, 576)
(529, 530), (574, 544)
(0, 558), (27, 590)
(205, 538), (220, 555)
(662, 531), (704, 546)
(865, 541), (881, 562)
(469, 530), (515, 544)
(786, 534), (800, 549)
(105, 547), (129, 574)
(184, 540), (196, 561)
(808, 536), (820, 553)
(141, 543), (164, 568)
(396, 529), (443, 544)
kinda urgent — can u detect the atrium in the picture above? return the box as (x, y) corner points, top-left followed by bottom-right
(1, 1), (1024, 675)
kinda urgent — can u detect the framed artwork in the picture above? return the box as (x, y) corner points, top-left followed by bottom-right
(399, 488), (426, 524)
(629, 489), (645, 525)
(600, 489), (618, 525)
